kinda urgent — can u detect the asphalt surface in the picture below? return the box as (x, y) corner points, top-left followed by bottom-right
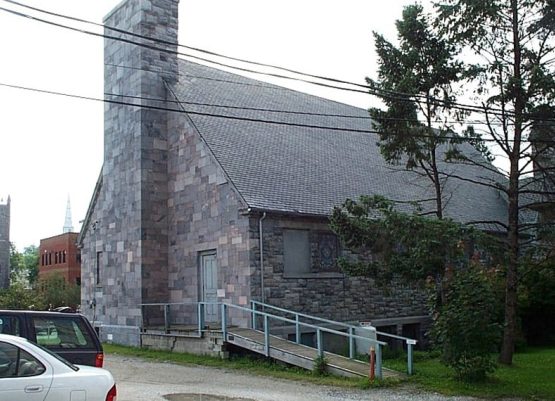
(104, 354), (488, 401)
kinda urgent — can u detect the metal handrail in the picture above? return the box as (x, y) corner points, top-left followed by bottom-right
(251, 300), (417, 375)
(221, 302), (386, 378)
(140, 300), (416, 376)
(252, 300), (417, 344)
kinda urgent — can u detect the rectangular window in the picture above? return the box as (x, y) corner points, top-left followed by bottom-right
(283, 229), (310, 276)
(95, 252), (102, 285)
(32, 316), (95, 350)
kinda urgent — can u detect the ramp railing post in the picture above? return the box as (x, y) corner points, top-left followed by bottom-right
(407, 339), (416, 375)
(316, 328), (324, 357)
(164, 304), (170, 333)
(264, 314), (270, 356)
(349, 326), (355, 359)
(198, 303), (205, 335)
(375, 343), (383, 379)
(221, 303), (227, 340)
(295, 314), (301, 344)
(251, 301), (256, 330)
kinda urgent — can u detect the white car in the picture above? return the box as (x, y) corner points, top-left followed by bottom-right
(0, 334), (116, 401)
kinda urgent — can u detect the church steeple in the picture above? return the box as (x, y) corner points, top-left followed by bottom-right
(63, 196), (74, 233)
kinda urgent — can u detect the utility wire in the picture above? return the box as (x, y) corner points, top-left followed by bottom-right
(0, 1), (551, 122)
(106, 87), (515, 127)
(105, 63), (521, 127)
(2, 0), (370, 91)
(1, 81), (554, 145)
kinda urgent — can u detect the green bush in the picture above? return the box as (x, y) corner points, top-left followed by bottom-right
(313, 355), (328, 376)
(0, 283), (45, 310)
(519, 260), (555, 345)
(431, 266), (501, 381)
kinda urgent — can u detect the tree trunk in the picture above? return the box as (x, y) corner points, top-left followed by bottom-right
(499, 0), (523, 365)
(499, 178), (519, 364)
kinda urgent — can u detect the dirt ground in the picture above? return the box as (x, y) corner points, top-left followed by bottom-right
(104, 354), (483, 401)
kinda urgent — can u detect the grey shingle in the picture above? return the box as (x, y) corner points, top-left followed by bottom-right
(172, 59), (508, 230)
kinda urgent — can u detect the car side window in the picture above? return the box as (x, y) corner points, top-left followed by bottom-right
(0, 316), (20, 335)
(0, 341), (46, 378)
(33, 317), (95, 349)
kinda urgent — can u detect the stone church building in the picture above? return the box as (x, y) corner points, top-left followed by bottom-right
(79, 0), (508, 345)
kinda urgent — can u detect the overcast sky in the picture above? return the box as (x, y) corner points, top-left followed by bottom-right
(0, 0), (434, 250)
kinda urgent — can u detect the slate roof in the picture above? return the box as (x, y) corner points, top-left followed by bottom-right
(172, 59), (508, 231)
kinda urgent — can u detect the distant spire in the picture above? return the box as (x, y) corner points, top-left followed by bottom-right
(63, 196), (74, 233)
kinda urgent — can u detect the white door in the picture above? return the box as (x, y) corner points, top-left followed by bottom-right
(0, 341), (53, 401)
(200, 252), (218, 323)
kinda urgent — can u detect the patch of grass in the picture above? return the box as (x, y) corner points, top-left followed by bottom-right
(384, 347), (555, 400)
(105, 343), (554, 399)
(103, 343), (397, 389)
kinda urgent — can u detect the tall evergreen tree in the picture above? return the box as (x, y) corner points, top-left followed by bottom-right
(367, 4), (471, 218)
(435, 0), (555, 364)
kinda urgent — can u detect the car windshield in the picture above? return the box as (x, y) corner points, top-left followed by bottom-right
(33, 341), (79, 371)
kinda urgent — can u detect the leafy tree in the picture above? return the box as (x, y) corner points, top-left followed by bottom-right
(330, 195), (499, 302)
(0, 282), (44, 310)
(435, 0), (555, 364)
(22, 245), (39, 285)
(38, 273), (80, 309)
(8, 244), (39, 286)
(330, 195), (503, 379)
(9, 243), (23, 282)
(432, 265), (502, 381)
(518, 257), (555, 345)
(367, 4), (481, 219)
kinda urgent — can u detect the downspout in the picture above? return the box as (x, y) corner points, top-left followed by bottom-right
(259, 212), (267, 304)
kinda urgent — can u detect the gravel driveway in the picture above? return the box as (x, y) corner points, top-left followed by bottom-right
(104, 354), (487, 401)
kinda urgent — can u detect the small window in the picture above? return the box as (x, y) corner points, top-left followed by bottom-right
(55, 252), (58, 264)
(0, 341), (46, 378)
(62, 251), (66, 263)
(283, 229), (310, 276)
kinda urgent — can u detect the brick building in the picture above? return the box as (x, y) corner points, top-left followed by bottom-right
(38, 232), (81, 285)
(0, 197), (10, 289)
(79, 0), (510, 346)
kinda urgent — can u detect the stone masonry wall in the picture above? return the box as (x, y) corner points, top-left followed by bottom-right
(166, 110), (252, 328)
(0, 199), (10, 289)
(250, 215), (428, 323)
(80, 0), (179, 336)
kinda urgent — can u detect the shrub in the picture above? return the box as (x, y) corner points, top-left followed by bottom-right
(431, 265), (501, 381)
(0, 283), (45, 310)
(313, 355), (328, 376)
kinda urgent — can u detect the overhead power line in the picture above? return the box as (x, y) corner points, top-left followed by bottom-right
(105, 63), (520, 127)
(1, 81), (554, 146)
(1, 0), (552, 123)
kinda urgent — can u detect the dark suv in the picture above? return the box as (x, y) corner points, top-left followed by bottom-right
(0, 310), (103, 367)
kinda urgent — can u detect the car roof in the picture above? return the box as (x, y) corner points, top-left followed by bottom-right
(0, 309), (81, 316)
(0, 333), (31, 345)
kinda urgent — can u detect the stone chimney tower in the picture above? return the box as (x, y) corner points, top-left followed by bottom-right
(97, 0), (179, 325)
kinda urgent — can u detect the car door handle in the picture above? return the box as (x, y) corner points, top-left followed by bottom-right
(25, 385), (43, 393)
